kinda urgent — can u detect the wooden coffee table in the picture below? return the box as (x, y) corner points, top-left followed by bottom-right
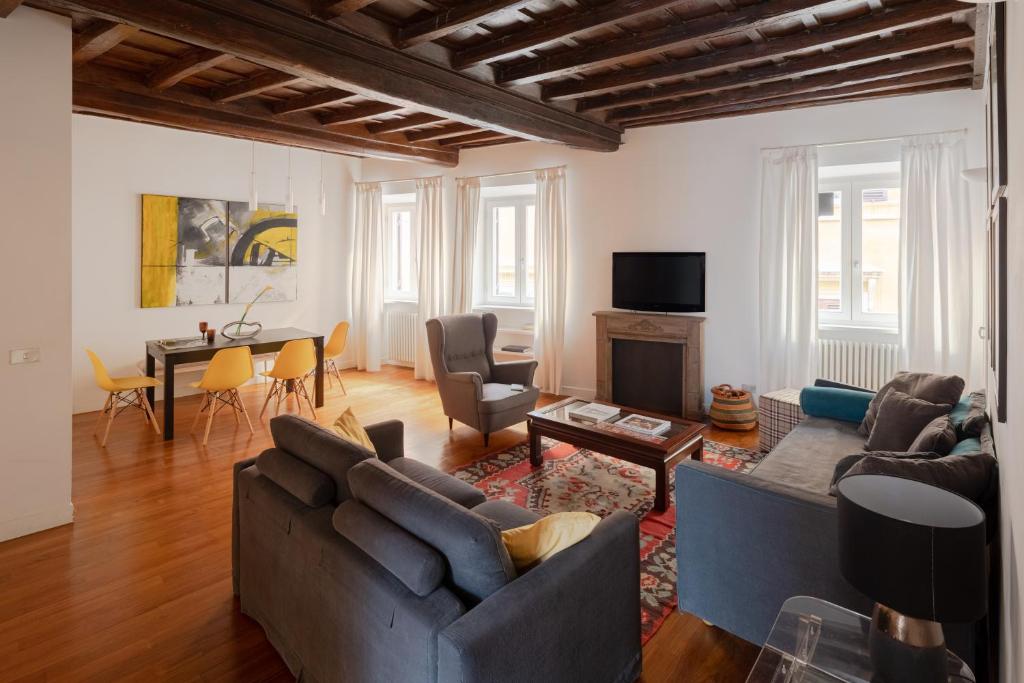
(527, 397), (706, 512)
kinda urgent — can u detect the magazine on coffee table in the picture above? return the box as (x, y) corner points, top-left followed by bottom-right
(567, 402), (620, 424)
(592, 421), (668, 443)
(616, 413), (672, 437)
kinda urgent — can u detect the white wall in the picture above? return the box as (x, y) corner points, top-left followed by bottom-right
(361, 90), (986, 401)
(0, 8), (73, 541)
(71, 116), (360, 413)
(992, 4), (1024, 680)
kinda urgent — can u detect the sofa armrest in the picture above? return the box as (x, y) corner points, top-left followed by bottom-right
(675, 460), (870, 646)
(490, 359), (538, 387)
(438, 511), (641, 683)
(447, 371), (484, 400)
(232, 456), (258, 595)
(365, 420), (404, 462)
(799, 386), (873, 424)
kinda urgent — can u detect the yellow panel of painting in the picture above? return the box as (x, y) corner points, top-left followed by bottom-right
(239, 209), (297, 264)
(141, 194), (178, 308)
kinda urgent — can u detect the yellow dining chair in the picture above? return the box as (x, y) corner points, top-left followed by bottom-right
(320, 321), (350, 394)
(86, 349), (162, 447)
(190, 346), (255, 446)
(261, 338), (318, 419)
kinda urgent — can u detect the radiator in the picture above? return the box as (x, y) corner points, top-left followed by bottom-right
(817, 339), (899, 391)
(384, 310), (417, 366)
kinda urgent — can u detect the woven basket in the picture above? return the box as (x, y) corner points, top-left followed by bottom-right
(709, 384), (758, 431)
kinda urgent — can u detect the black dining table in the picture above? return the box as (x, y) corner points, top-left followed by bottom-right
(145, 327), (324, 440)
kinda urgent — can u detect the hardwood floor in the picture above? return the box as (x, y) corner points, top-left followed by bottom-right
(0, 366), (759, 682)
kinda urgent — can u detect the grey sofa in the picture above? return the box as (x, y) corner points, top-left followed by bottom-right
(675, 388), (996, 672)
(426, 312), (539, 446)
(233, 414), (642, 683)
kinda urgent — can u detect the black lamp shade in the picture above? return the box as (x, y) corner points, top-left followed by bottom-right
(837, 474), (987, 623)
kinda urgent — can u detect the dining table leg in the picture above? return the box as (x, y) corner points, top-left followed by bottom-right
(163, 356), (175, 440)
(145, 352), (156, 410)
(313, 337), (324, 408)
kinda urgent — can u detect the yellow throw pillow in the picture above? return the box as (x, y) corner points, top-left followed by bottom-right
(331, 407), (376, 454)
(501, 512), (601, 571)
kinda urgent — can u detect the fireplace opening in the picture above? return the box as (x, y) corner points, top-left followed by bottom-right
(611, 338), (684, 416)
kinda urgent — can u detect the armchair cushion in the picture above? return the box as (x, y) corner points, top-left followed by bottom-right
(388, 457), (487, 508)
(479, 383), (540, 415)
(270, 414), (376, 503)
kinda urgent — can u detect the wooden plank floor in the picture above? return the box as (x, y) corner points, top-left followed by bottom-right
(0, 366), (759, 682)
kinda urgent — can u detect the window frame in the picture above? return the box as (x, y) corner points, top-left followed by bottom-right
(481, 194), (535, 308)
(383, 201), (417, 303)
(817, 172), (900, 330)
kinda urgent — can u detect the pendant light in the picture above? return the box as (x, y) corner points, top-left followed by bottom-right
(285, 147), (295, 213)
(317, 152), (325, 216)
(248, 140), (259, 211)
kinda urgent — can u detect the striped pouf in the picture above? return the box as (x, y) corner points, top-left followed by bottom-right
(709, 384), (758, 431)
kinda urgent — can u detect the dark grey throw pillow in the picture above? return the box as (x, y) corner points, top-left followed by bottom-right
(837, 453), (997, 503)
(864, 390), (952, 452)
(859, 371), (965, 436)
(830, 451), (942, 494)
(907, 415), (958, 455)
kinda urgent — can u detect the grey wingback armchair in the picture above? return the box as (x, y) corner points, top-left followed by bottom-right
(426, 313), (539, 446)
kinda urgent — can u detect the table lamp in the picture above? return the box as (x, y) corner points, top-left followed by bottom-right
(836, 474), (986, 683)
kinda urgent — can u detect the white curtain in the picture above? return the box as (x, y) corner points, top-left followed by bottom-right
(758, 146), (819, 394)
(450, 177), (480, 315)
(414, 176), (445, 381)
(352, 182), (384, 372)
(899, 131), (977, 384)
(533, 167), (568, 394)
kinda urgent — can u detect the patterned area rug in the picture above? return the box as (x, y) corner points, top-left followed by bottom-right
(451, 437), (764, 644)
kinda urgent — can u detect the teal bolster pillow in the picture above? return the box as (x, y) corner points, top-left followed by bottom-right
(799, 386), (875, 424)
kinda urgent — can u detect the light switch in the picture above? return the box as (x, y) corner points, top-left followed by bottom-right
(9, 348), (40, 365)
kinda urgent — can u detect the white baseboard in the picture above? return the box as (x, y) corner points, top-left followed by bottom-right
(560, 384), (596, 400)
(0, 502), (74, 543)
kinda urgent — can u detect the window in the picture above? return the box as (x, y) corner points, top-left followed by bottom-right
(817, 175), (900, 328)
(384, 202), (416, 301)
(483, 196), (535, 306)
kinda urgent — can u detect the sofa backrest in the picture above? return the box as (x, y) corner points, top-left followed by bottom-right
(348, 459), (516, 604)
(270, 414), (375, 504)
(256, 448), (335, 507)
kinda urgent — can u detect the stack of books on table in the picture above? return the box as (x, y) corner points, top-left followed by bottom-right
(616, 414), (672, 437)
(567, 402), (620, 424)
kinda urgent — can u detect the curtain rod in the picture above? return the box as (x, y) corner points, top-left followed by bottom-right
(359, 174), (443, 185)
(760, 128), (967, 152)
(456, 165), (565, 181)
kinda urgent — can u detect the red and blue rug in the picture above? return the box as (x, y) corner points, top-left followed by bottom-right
(451, 437), (763, 644)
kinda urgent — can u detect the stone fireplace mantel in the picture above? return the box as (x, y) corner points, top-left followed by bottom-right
(593, 311), (706, 420)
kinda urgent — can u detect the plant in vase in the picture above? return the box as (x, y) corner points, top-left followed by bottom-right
(222, 285), (273, 339)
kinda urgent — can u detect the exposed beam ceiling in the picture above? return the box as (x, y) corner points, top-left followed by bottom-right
(405, 122), (478, 142)
(396, 0), (534, 49)
(210, 70), (304, 103)
(72, 19), (137, 64)
(320, 101), (403, 125)
(318, 0), (378, 16)
(366, 113), (445, 134)
(147, 47), (231, 90)
(543, 0), (969, 100)
(38, 0), (621, 151)
(0, 0), (24, 18)
(438, 130), (511, 146)
(272, 88), (357, 114)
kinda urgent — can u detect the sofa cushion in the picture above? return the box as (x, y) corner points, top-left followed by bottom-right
(479, 383), (540, 415)
(950, 390), (988, 439)
(860, 371), (965, 436)
(388, 457), (487, 509)
(500, 511), (601, 571)
(332, 500), (446, 597)
(256, 448), (335, 507)
(331, 407), (376, 453)
(838, 453), (997, 503)
(270, 414), (375, 503)
(799, 386), (874, 424)
(829, 451), (943, 493)
(473, 499), (542, 531)
(950, 437), (983, 456)
(348, 459), (517, 604)
(865, 390), (952, 452)
(751, 416), (866, 496)
(907, 415), (958, 455)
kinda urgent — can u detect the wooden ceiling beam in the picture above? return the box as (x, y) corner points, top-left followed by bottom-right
(211, 70), (305, 103)
(623, 78), (972, 127)
(318, 0), (378, 16)
(320, 101), (404, 125)
(607, 48), (975, 123)
(579, 25), (974, 112)
(366, 113), (446, 134)
(0, 0), (24, 18)
(438, 130), (514, 146)
(405, 122), (478, 142)
(613, 64), (974, 124)
(72, 19), (137, 64)
(147, 47), (231, 90)
(498, 0), (852, 86)
(272, 88), (358, 114)
(72, 64), (458, 165)
(395, 0), (534, 49)
(35, 0), (621, 151)
(453, 0), (691, 69)
(543, 0), (970, 100)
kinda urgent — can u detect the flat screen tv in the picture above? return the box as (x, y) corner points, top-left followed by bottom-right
(612, 252), (705, 313)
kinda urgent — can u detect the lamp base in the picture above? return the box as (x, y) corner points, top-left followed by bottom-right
(868, 603), (947, 683)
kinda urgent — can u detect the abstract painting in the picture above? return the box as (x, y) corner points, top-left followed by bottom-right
(141, 194), (297, 308)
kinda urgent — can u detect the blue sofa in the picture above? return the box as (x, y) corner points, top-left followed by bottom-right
(675, 385), (995, 671)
